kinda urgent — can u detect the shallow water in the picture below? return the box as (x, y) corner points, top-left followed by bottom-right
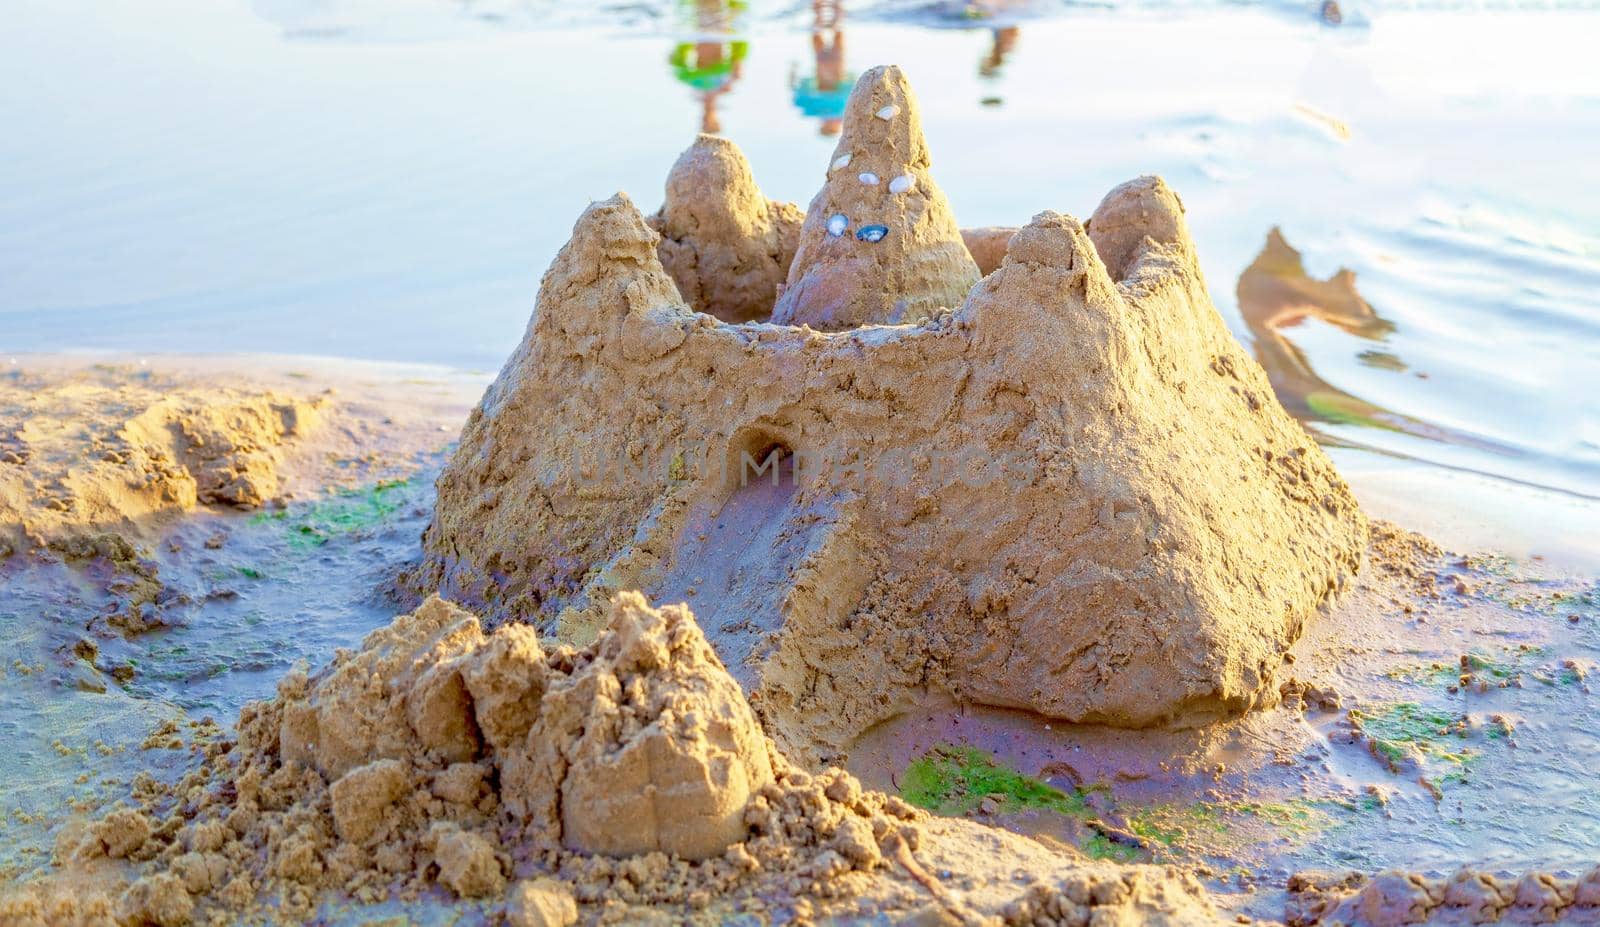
(3, 0), (1598, 502)
(0, 465), (440, 876)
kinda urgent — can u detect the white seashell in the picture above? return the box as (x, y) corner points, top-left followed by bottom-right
(888, 174), (915, 194)
(827, 213), (848, 237)
(832, 152), (852, 171)
(876, 104), (899, 120)
(858, 172), (880, 186)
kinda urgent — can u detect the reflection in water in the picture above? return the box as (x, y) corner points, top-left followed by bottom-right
(977, 25), (1018, 105)
(791, 1), (854, 136)
(1237, 227), (1516, 456)
(669, 0), (749, 134)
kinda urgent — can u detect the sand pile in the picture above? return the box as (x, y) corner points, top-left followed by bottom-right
(770, 65), (980, 328)
(0, 365), (328, 555)
(1287, 868), (1600, 925)
(647, 134), (804, 324)
(1, 592), (1221, 926)
(29, 592), (911, 922)
(411, 65), (1368, 761)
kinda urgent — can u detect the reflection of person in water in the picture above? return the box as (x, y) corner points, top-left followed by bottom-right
(968, 1), (1020, 105)
(669, 0), (749, 134)
(790, 1), (853, 137)
(979, 25), (1019, 80)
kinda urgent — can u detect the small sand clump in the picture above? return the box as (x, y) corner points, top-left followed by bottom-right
(1000, 869), (1218, 927)
(1368, 520), (1444, 600)
(120, 873), (196, 927)
(506, 878), (578, 927)
(83, 807), (155, 860)
(434, 825), (506, 898)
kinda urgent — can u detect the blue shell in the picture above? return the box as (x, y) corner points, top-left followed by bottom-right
(855, 224), (889, 243)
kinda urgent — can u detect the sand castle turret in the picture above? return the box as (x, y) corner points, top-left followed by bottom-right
(770, 64), (980, 328)
(412, 68), (1367, 761)
(648, 135), (803, 323)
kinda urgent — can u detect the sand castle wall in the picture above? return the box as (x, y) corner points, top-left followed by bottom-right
(411, 67), (1367, 761)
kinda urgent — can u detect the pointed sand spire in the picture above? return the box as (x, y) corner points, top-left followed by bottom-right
(529, 193), (683, 355)
(771, 65), (980, 329)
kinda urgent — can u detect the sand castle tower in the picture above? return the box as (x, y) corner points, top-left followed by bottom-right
(648, 135), (803, 324)
(771, 65), (980, 328)
(412, 67), (1367, 761)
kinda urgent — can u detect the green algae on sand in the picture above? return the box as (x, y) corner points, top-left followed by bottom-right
(898, 745), (1365, 865)
(899, 745), (1096, 818)
(1082, 832), (1141, 863)
(1124, 798), (1341, 861)
(253, 478), (413, 551)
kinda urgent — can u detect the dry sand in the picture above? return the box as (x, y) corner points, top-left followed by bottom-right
(0, 366), (325, 556)
(0, 356), (473, 554)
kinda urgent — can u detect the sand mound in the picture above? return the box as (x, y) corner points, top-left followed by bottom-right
(2, 592), (1221, 926)
(770, 64), (981, 328)
(647, 134), (804, 324)
(40, 593), (907, 921)
(0, 366), (327, 554)
(268, 590), (778, 865)
(411, 67), (1367, 760)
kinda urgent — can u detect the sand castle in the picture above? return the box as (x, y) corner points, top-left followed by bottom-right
(412, 64), (1368, 759)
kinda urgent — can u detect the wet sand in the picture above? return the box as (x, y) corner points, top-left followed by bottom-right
(0, 355), (482, 882)
(848, 522), (1600, 918)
